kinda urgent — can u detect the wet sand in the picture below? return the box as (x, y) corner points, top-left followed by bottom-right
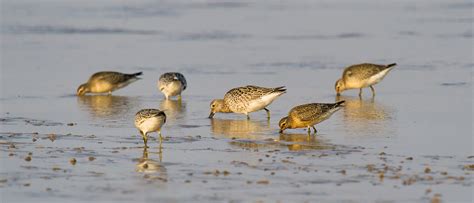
(1, 0), (472, 202)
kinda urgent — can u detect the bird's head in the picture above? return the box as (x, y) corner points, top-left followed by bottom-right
(279, 116), (289, 133)
(208, 99), (226, 118)
(335, 79), (345, 96)
(77, 83), (90, 96)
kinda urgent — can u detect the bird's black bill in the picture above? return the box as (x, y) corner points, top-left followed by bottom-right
(208, 112), (215, 119)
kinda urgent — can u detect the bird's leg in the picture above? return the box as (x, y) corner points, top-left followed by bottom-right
(358, 88), (363, 97)
(264, 108), (270, 119)
(141, 132), (148, 148)
(159, 131), (163, 144)
(158, 141), (163, 162)
(307, 127), (312, 139)
(178, 94), (182, 101)
(142, 147), (149, 160)
(370, 85), (376, 97)
(246, 113), (250, 120)
(312, 126), (317, 135)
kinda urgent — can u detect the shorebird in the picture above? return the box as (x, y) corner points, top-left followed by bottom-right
(158, 72), (187, 100)
(134, 109), (166, 147)
(335, 63), (396, 97)
(209, 85), (286, 119)
(279, 101), (345, 134)
(77, 71), (142, 95)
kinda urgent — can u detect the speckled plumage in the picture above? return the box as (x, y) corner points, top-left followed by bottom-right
(279, 101), (345, 134)
(77, 71), (142, 95)
(158, 72), (187, 99)
(134, 109), (166, 147)
(209, 85), (286, 119)
(335, 63), (396, 96)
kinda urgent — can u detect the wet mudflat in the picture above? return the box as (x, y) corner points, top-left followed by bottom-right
(1, 0), (472, 202)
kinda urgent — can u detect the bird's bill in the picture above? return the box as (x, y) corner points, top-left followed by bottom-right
(336, 92), (341, 96)
(279, 129), (284, 133)
(208, 112), (215, 118)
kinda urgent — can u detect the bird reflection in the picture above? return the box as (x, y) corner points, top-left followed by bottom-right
(336, 95), (394, 135)
(227, 133), (334, 151)
(77, 95), (138, 119)
(135, 145), (167, 177)
(159, 99), (186, 122)
(210, 118), (271, 139)
(279, 133), (334, 151)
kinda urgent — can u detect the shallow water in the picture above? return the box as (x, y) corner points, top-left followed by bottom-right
(1, 0), (473, 202)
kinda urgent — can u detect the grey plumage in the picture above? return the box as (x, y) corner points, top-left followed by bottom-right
(134, 109), (166, 147)
(224, 85), (286, 113)
(134, 109), (166, 126)
(209, 85), (286, 119)
(158, 72), (187, 99)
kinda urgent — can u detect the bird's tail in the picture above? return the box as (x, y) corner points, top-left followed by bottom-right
(273, 86), (287, 93)
(131, 72), (143, 77)
(386, 63), (397, 68)
(334, 100), (345, 108)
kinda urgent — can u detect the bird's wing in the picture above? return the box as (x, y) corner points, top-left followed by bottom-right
(90, 72), (130, 85)
(290, 103), (323, 122)
(175, 73), (187, 90)
(343, 64), (385, 80)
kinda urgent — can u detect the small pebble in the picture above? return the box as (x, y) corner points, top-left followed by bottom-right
(431, 194), (442, 203)
(425, 167), (431, 173)
(48, 134), (56, 142)
(463, 164), (474, 171)
(69, 158), (77, 165)
(256, 180), (269, 185)
(24, 156), (32, 162)
(88, 157), (96, 161)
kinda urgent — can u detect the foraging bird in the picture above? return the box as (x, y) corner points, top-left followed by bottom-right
(209, 85), (286, 119)
(134, 109), (166, 147)
(279, 101), (345, 134)
(335, 63), (396, 97)
(158, 72), (187, 100)
(77, 71), (142, 95)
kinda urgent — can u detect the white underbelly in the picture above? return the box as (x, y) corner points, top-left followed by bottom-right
(244, 93), (280, 113)
(366, 68), (392, 86)
(159, 81), (183, 96)
(139, 117), (163, 133)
